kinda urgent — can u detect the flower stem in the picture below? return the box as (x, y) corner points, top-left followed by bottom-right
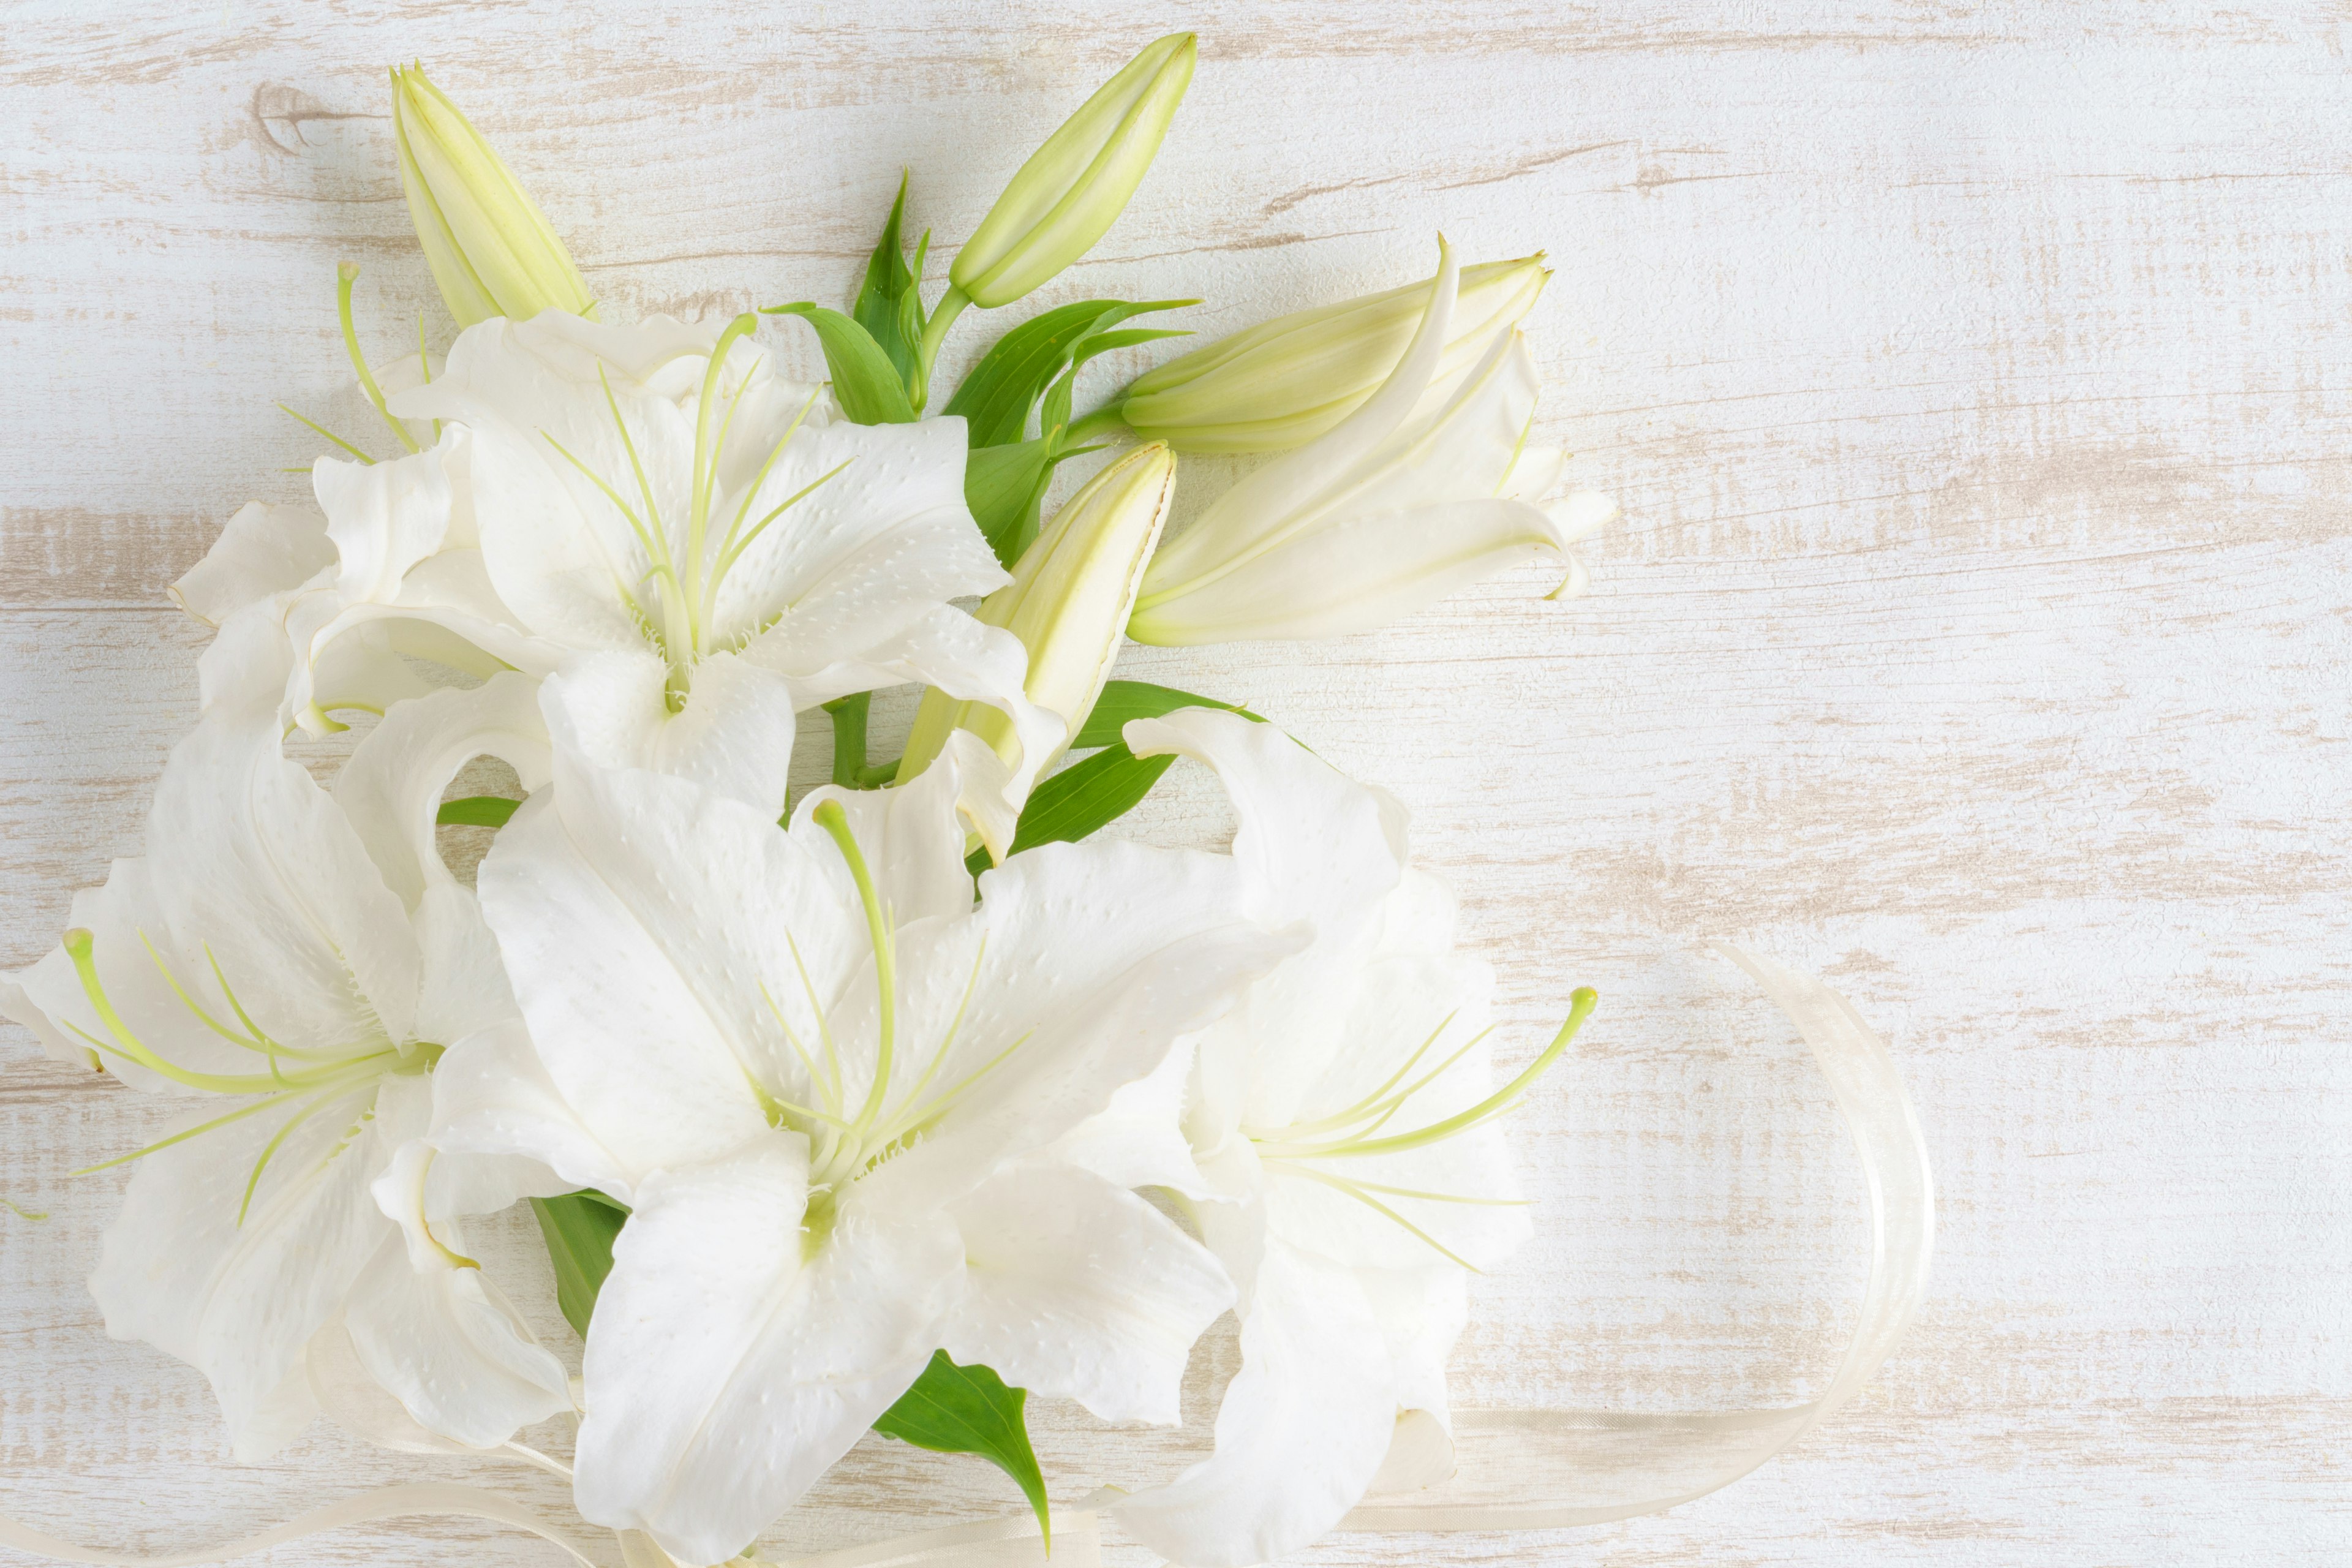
(910, 284), (971, 412)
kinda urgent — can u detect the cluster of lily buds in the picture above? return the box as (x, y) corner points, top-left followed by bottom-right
(388, 48), (1608, 773)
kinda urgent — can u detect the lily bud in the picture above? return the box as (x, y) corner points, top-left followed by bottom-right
(390, 64), (596, 328)
(948, 34), (1196, 311)
(900, 442), (1177, 784)
(1119, 253), (1548, 453)
(1127, 239), (1614, 646)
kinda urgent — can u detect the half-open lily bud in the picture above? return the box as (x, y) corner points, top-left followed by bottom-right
(1119, 253), (1548, 453)
(947, 34), (1196, 312)
(1128, 239), (1614, 646)
(390, 64), (595, 327)
(900, 442), (1177, 786)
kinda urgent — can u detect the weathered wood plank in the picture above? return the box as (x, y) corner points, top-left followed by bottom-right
(3, 1), (2347, 1564)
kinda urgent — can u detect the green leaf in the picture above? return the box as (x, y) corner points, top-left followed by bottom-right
(964, 433), (1101, 568)
(853, 173), (929, 389)
(872, 1352), (1049, 1544)
(435, 795), (521, 827)
(944, 299), (1191, 448)
(1068, 680), (1266, 752)
(529, 1190), (630, 1338)
(967, 741), (1177, 876)
(762, 303), (918, 425)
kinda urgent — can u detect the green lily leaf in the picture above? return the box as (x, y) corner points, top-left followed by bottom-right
(762, 302), (918, 425)
(961, 684), (1277, 875)
(964, 432), (1101, 568)
(1067, 679), (1266, 751)
(853, 172), (930, 390)
(966, 741), (1177, 876)
(435, 794), (521, 828)
(872, 1352), (1049, 1544)
(529, 1189), (630, 1338)
(945, 298), (1191, 448)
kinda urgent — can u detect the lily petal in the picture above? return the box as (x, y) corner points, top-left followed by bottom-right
(943, 1161), (1233, 1425)
(1117, 1231), (1397, 1567)
(574, 1133), (959, 1563)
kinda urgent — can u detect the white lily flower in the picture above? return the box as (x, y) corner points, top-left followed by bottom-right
(452, 724), (1294, 1564)
(0, 657), (570, 1460)
(242, 309), (1054, 813)
(1096, 709), (1588, 1567)
(1126, 239), (1616, 646)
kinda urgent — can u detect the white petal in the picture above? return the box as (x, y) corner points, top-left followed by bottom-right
(785, 729), (997, 927)
(573, 1134), (959, 1564)
(1128, 494), (1569, 645)
(1125, 710), (1404, 1129)
(1359, 1264), (1468, 1431)
(334, 673), (551, 910)
(1117, 1234), (1397, 1567)
(943, 1161), (1231, 1425)
(425, 1019), (633, 1200)
(1264, 952), (1530, 1274)
(344, 1229), (573, 1449)
(706, 414), (1004, 650)
(763, 602), (1062, 806)
(539, 647), (801, 815)
(313, 435), (458, 603)
(848, 838), (1299, 1208)
(477, 753), (856, 1193)
(171, 502), (333, 627)
(1049, 1038), (1213, 1196)
(8, 707), (423, 1088)
(145, 708), (423, 1052)
(88, 1073), (420, 1460)
(1143, 241), (1462, 597)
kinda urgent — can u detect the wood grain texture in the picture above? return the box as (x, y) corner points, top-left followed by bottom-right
(4, 1), (2347, 1563)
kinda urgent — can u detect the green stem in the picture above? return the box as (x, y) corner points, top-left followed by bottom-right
(1064, 404), (1129, 445)
(823, 693), (871, 789)
(910, 284), (972, 413)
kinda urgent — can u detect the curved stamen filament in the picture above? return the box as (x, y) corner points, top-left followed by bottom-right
(276, 403), (375, 465)
(338, 263), (420, 456)
(783, 932), (848, 1114)
(134, 934), (343, 1065)
(867, 937), (989, 1151)
(1260, 988), (1596, 1163)
(713, 459), (853, 587)
(685, 313), (761, 612)
(65, 930), (377, 1096)
(707, 386), (824, 609)
(812, 801), (896, 1133)
(1268, 1161), (1486, 1272)
(1264, 1012), (1462, 1140)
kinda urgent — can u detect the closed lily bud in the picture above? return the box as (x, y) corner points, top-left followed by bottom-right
(1119, 253), (1548, 453)
(1127, 239), (1615, 646)
(390, 64), (596, 328)
(947, 34), (1196, 312)
(900, 442), (1178, 785)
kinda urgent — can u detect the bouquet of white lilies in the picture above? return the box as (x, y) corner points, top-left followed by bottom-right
(0, 36), (1931, 1568)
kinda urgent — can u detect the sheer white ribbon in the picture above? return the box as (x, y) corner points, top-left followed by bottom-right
(0, 944), (1931, 1568)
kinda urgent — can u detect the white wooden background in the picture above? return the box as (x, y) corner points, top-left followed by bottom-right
(4, 2), (2347, 1564)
